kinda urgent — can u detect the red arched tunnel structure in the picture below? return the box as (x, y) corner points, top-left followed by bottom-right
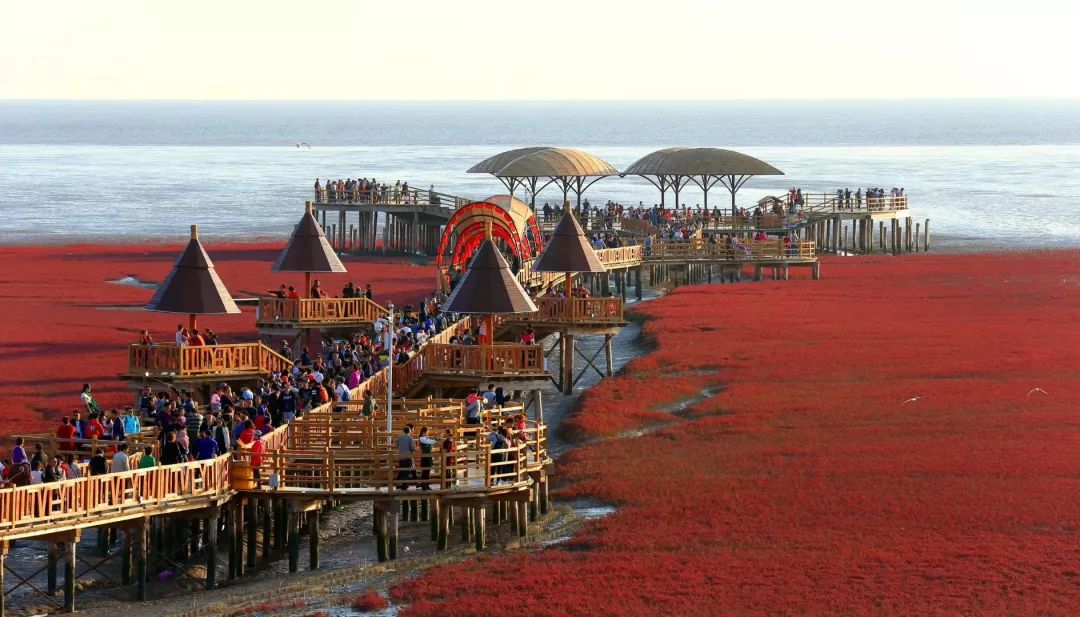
(436, 196), (544, 276)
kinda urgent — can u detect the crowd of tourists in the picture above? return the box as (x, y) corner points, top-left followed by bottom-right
(1, 291), (463, 485)
(393, 384), (531, 489)
(266, 279), (374, 302)
(314, 178), (437, 206)
(788, 187), (906, 210)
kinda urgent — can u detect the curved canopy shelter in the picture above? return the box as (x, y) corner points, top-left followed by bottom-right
(533, 210), (606, 297)
(623, 147), (784, 217)
(146, 224), (241, 330)
(436, 196), (543, 275)
(273, 202), (346, 298)
(492, 147), (619, 209)
(467, 146), (551, 195)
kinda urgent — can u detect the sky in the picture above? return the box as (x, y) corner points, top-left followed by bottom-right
(1, 0), (1077, 100)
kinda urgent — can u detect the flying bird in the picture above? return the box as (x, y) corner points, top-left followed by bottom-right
(1026, 388), (1048, 396)
(902, 397), (922, 405)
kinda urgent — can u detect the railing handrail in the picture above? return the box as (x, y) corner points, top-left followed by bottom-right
(127, 341), (292, 377)
(257, 296), (388, 325)
(312, 185), (470, 210)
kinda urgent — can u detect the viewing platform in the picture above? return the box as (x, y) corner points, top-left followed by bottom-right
(396, 342), (550, 396)
(122, 342), (292, 381)
(310, 185), (470, 255)
(255, 296), (386, 332)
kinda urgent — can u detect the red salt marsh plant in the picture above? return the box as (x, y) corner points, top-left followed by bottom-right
(0, 242), (432, 437)
(352, 589), (390, 612)
(394, 250), (1080, 616)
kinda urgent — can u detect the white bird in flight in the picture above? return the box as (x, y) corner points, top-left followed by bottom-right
(1027, 388), (1048, 396)
(902, 396), (922, 405)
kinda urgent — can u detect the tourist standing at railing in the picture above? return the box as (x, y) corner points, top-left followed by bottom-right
(396, 425), (417, 490)
(281, 384), (298, 422)
(11, 437), (28, 467)
(482, 383), (497, 408)
(175, 424), (191, 457)
(70, 410), (86, 439)
(123, 407), (141, 436)
(108, 409), (126, 443)
(44, 457), (65, 482)
(89, 448), (108, 475)
(28, 442), (46, 471)
(137, 446), (156, 469)
(206, 413), (231, 453)
(84, 413), (105, 440)
(112, 443), (130, 473)
(520, 327), (536, 345)
(418, 427), (436, 490)
(61, 455), (78, 479)
(138, 329), (154, 345)
(57, 416), (77, 452)
(29, 462), (44, 484)
(176, 324), (187, 346)
(160, 432), (184, 465)
(492, 426), (514, 484)
(193, 430), (218, 460)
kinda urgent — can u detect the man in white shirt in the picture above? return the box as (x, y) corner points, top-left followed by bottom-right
(334, 381), (350, 404)
(112, 443), (130, 473)
(175, 324), (187, 346)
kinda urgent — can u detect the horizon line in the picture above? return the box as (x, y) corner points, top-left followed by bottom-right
(2, 96), (1079, 104)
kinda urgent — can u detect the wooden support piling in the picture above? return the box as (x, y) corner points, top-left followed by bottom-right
(246, 498), (257, 568)
(63, 540), (76, 613)
(261, 498), (272, 562)
(136, 518), (148, 601)
(287, 510), (300, 573)
(47, 542), (59, 593)
(436, 501), (450, 551)
(473, 504), (487, 551)
(308, 511), (320, 570)
(388, 502), (400, 560)
(205, 514), (219, 589)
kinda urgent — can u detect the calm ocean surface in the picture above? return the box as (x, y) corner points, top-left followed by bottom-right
(1, 100), (1078, 246)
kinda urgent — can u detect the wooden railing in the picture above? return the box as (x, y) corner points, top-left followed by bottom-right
(0, 455), (230, 537)
(10, 428), (159, 463)
(238, 443), (530, 494)
(530, 296), (624, 323)
(313, 186), (469, 210)
(647, 239), (816, 261)
(127, 343), (292, 377)
(257, 297), (386, 326)
(423, 343), (545, 376)
(793, 193), (909, 214)
(597, 245), (643, 269)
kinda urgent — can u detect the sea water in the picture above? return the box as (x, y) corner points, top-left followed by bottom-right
(1, 100), (1078, 246)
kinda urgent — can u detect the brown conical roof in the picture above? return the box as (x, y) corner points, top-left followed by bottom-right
(443, 239), (538, 315)
(532, 211), (606, 273)
(272, 202), (347, 273)
(146, 225), (241, 315)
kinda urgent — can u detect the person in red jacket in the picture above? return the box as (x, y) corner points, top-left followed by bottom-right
(237, 420), (256, 447)
(83, 413), (106, 440)
(56, 416), (77, 453)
